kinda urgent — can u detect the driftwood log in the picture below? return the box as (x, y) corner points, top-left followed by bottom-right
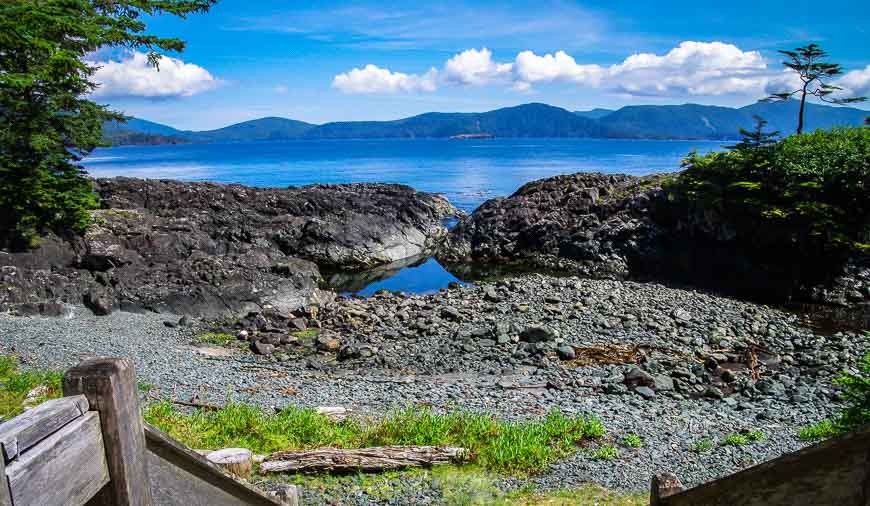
(207, 448), (253, 477)
(260, 445), (466, 474)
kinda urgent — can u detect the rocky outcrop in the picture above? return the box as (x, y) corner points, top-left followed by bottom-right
(1, 178), (458, 317)
(440, 173), (667, 278)
(441, 172), (869, 314)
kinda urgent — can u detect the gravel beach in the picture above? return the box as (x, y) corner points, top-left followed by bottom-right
(1, 275), (864, 504)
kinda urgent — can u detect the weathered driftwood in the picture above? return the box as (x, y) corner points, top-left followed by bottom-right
(5, 411), (109, 506)
(0, 394), (88, 462)
(63, 357), (154, 506)
(260, 445), (467, 474)
(315, 406), (350, 422)
(207, 448), (253, 477)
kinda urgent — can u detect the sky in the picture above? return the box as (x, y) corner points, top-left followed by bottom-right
(89, 0), (870, 130)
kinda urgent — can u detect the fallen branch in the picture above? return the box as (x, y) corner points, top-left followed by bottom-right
(259, 446), (467, 474)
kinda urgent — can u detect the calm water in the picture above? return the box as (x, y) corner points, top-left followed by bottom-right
(84, 138), (724, 212)
(83, 138), (724, 294)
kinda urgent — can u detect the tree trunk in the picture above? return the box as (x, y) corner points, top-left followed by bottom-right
(797, 85), (808, 135)
(259, 446), (466, 474)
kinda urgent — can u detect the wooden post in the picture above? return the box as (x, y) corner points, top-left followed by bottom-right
(0, 452), (12, 506)
(63, 358), (153, 506)
(650, 473), (684, 506)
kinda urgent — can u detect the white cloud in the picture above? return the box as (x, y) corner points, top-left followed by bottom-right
(333, 41), (860, 100)
(332, 64), (438, 94)
(606, 41), (768, 96)
(837, 65), (870, 97)
(443, 48), (513, 86)
(89, 52), (220, 98)
(514, 50), (603, 87)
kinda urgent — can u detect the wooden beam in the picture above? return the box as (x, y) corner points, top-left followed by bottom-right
(63, 358), (153, 506)
(144, 424), (282, 506)
(0, 395), (88, 463)
(5, 412), (109, 506)
(0, 450), (12, 506)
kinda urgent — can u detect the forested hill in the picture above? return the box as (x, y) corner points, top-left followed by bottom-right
(103, 101), (869, 145)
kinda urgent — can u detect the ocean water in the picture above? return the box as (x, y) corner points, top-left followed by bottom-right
(83, 138), (724, 294)
(83, 138), (724, 212)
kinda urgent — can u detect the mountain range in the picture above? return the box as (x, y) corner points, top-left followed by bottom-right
(103, 101), (869, 145)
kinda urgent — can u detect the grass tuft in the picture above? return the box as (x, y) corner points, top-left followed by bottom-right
(592, 446), (619, 460)
(692, 438), (714, 453)
(622, 433), (642, 448)
(798, 419), (838, 441)
(722, 430), (765, 446)
(144, 402), (605, 474)
(0, 355), (63, 420)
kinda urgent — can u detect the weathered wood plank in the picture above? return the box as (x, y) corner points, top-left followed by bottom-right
(144, 424), (282, 506)
(0, 395), (88, 462)
(0, 449), (12, 506)
(657, 427), (870, 506)
(5, 412), (109, 506)
(261, 445), (467, 473)
(63, 358), (153, 506)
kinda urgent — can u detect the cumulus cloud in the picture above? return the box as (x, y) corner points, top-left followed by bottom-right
(837, 65), (870, 97)
(332, 64), (438, 94)
(89, 52), (220, 98)
(443, 48), (513, 86)
(606, 41), (768, 96)
(333, 41), (846, 100)
(514, 50), (603, 87)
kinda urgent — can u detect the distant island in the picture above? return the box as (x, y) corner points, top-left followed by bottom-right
(104, 101), (869, 146)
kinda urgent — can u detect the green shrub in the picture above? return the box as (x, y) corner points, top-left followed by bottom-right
(798, 353), (870, 441)
(668, 127), (870, 254)
(798, 420), (838, 441)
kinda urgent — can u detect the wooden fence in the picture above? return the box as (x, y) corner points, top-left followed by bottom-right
(0, 358), (286, 506)
(651, 426), (870, 506)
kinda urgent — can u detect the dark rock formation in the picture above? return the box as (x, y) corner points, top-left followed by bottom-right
(1, 178), (458, 317)
(441, 172), (869, 314)
(440, 173), (666, 278)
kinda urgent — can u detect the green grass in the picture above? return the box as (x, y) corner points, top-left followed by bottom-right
(722, 430), (765, 446)
(0, 355), (63, 420)
(144, 402), (605, 474)
(621, 433), (642, 448)
(798, 419), (838, 441)
(194, 332), (236, 345)
(592, 445), (619, 460)
(692, 438), (714, 453)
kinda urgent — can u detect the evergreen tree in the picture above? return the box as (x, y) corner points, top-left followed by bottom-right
(728, 115), (780, 152)
(0, 0), (215, 248)
(765, 44), (866, 135)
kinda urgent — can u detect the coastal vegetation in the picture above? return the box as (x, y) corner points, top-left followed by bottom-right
(667, 126), (870, 259)
(0, 0), (214, 247)
(0, 355), (62, 419)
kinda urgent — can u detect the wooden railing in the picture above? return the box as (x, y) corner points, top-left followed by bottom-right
(0, 358), (286, 506)
(651, 426), (870, 506)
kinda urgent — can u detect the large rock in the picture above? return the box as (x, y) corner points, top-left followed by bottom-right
(0, 178), (459, 317)
(440, 173), (665, 279)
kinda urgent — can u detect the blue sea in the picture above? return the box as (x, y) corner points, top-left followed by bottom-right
(83, 138), (724, 294)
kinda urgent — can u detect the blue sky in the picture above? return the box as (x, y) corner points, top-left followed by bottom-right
(91, 0), (870, 130)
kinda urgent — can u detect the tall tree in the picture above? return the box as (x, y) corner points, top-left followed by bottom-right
(765, 44), (866, 135)
(0, 0), (216, 248)
(728, 115), (780, 153)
